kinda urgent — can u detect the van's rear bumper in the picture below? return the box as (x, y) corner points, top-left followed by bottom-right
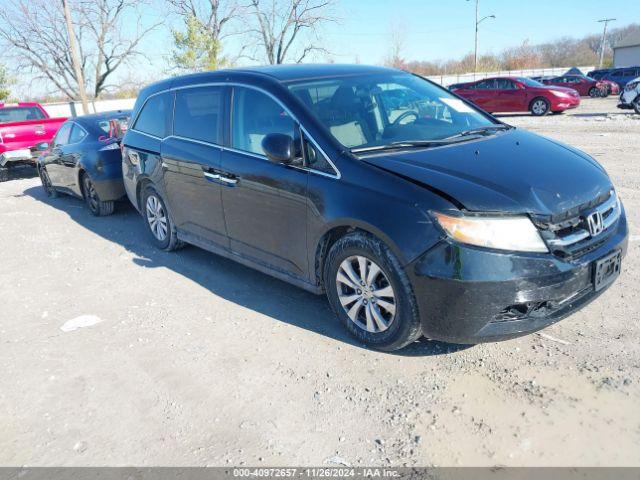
(406, 211), (628, 344)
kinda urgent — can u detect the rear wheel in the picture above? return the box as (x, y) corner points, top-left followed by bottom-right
(82, 174), (114, 216)
(530, 97), (550, 116)
(634, 99), (640, 115)
(588, 87), (600, 98)
(324, 231), (422, 351)
(38, 167), (57, 197)
(142, 185), (182, 251)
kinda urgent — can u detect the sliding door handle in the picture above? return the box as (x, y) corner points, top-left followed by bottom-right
(218, 175), (237, 185)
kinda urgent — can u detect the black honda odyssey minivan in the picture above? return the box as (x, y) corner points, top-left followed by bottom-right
(122, 64), (627, 351)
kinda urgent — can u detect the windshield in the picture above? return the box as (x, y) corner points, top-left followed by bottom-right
(287, 73), (496, 151)
(518, 77), (544, 87)
(0, 106), (46, 123)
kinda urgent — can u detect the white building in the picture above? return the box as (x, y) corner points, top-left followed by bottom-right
(613, 32), (640, 68)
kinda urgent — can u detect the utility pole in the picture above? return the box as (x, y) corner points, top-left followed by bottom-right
(597, 18), (616, 68)
(62, 0), (89, 115)
(468, 0), (495, 76)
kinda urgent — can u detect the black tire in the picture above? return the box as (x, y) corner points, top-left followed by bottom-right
(82, 173), (114, 216)
(323, 231), (422, 351)
(141, 184), (182, 251)
(529, 97), (550, 116)
(588, 87), (599, 98)
(551, 110), (564, 115)
(38, 167), (57, 197)
(0, 166), (8, 183)
(634, 100), (640, 115)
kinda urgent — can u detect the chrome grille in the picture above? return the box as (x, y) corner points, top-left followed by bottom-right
(535, 191), (621, 258)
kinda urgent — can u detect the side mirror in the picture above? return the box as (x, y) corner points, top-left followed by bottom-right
(36, 141), (49, 151)
(261, 133), (294, 164)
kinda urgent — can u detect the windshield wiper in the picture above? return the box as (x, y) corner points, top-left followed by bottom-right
(450, 124), (513, 138)
(352, 137), (477, 154)
(351, 125), (514, 154)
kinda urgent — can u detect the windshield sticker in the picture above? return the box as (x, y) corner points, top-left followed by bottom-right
(440, 98), (475, 113)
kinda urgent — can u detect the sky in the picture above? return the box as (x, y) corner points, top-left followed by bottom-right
(320, 0), (637, 64)
(142, 0), (638, 73)
(5, 0), (639, 98)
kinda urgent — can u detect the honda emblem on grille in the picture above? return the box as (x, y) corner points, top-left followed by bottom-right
(587, 211), (604, 237)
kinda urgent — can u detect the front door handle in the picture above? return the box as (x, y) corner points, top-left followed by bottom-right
(203, 171), (220, 181)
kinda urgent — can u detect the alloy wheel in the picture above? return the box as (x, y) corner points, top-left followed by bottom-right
(532, 100), (548, 115)
(146, 194), (168, 241)
(84, 177), (99, 213)
(335, 255), (396, 333)
(41, 169), (53, 194)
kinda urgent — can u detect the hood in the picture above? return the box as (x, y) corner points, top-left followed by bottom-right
(361, 129), (612, 215)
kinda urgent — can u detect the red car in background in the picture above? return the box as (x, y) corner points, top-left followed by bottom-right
(600, 78), (620, 96)
(0, 102), (67, 181)
(542, 74), (606, 97)
(450, 77), (580, 116)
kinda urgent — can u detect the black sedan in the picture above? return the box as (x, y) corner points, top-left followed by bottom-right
(37, 110), (130, 216)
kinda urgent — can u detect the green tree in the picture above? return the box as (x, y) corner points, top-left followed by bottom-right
(172, 14), (229, 71)
(0, 64), (11, 101)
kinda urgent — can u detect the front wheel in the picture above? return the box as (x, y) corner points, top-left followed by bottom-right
(530, 97), (550, 116)
(0, 166), (8, 183)
(82, 174), (114, 216)
(634, 99), (640, 115)
(38, 167), (57, 197)
(324, 232), (422, 351)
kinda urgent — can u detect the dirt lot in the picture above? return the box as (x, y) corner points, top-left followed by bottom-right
(1, 97), (639, 467)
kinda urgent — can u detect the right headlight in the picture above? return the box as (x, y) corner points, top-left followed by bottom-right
(433, 212), (548, 253)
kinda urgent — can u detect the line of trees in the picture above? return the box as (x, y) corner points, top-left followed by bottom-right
(387, 23), (640, 76)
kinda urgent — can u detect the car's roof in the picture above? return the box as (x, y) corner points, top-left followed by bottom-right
(73, 109), (131, 125)
(230, 63), (399, 82)
(478, 76), (521, 81)
(152, 63), (403, 90)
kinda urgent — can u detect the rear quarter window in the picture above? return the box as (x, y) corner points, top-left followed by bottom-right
(132, 92), (173, 138)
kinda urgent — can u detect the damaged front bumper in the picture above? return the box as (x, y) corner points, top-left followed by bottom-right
(407, 209), (628, 344)
(0, 148), (38, 167)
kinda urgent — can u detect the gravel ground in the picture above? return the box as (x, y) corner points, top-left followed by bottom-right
(1, 97), (639, 467)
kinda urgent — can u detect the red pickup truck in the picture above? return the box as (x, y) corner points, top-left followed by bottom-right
(0, 102), (67, 181)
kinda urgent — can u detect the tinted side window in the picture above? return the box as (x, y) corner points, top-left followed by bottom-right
(174, 86), (223, 144)
(476, 79), (496, 89)
(495, 79), (516, 90)
(133, 92), (172, 138)
(232, 87), (296, 156)
(69, 124), (87, 144)
(53, 123), (72, 147)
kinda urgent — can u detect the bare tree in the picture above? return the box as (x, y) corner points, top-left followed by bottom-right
(249, 0), (337, 65)
(0, 0), (159, 101)
(384, 21), (407, 70)
(168, 0), (246, 71)
(80, 0), (161, 97)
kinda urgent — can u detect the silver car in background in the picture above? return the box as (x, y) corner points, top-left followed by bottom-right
(618, 76), (640, 114)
